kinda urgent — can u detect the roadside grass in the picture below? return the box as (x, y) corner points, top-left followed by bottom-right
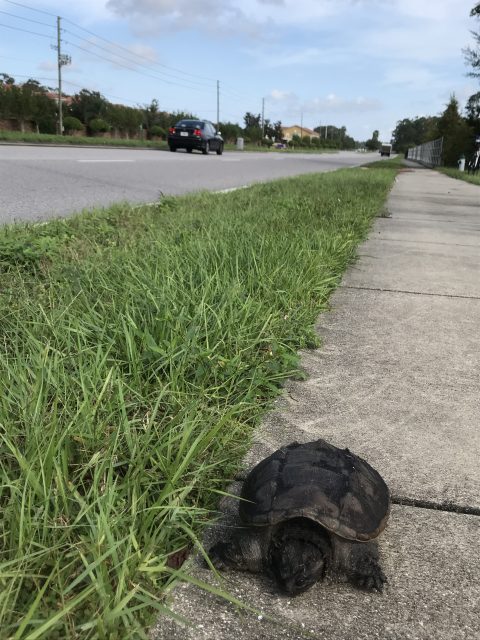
(1, 129), (341, 154)
(436, 166), (480, 186)
(0, 163), (399, 639)
(0, 130), (164, 149)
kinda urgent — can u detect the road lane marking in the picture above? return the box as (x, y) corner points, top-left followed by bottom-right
(76, 159), (134, 163)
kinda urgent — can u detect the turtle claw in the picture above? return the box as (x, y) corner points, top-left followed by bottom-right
(207, 542), (230, 571)
(351, 559), (387, 592)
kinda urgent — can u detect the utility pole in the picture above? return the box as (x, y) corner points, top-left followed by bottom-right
(54, 16), (71, 135)
(261, 97), (265, 137)
(216, 80), (220, 129)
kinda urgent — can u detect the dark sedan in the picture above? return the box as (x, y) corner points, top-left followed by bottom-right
(167, 119), (224, 155)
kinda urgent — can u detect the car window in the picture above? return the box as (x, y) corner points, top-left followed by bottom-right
(176, 120), (204, 129)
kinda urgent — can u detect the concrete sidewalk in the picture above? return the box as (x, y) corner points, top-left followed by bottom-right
(151, 166), (480, 640)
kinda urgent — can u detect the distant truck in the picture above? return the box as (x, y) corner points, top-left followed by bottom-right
(380, 143), (392, 157)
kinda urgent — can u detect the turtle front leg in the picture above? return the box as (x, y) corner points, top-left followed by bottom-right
(208, 527), (270, 574)
(333, 539), (387, 592)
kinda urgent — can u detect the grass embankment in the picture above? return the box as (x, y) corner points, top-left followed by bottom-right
(0, 161), (399, 639)
(0, 129), (164, 148)
(437, 166), (480, 186)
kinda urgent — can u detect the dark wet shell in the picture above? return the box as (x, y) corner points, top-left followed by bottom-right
(239, 439), (390, 542)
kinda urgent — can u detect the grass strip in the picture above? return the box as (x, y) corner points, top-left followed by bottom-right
(0, 130), (164, 149)
(0, 129), (340, 153)
(436, 166), (480, 186)
(0, 160), (399, 639)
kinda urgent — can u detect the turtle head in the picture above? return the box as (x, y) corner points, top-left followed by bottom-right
(269, 519), (331, 595)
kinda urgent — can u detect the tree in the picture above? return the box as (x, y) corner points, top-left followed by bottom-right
(465, 91), (480, 127)
(0, 73), (15, 86)
(105, 103), (143, 138)
(0, 75), (56, 133)
(68, 89), (108, 125)
(313, 124), (356, 149)
(435, 95), (473, 166)
(464, 3), (480, 78)
(263, 119), (283, 141)
(242, 112), (262, 144)
(365, 129), (381, 151)
(243, 112), (261, 129)
(142, 99), (160, 129)
(391, 116), (439, 154)
(218, 121), (242, 143)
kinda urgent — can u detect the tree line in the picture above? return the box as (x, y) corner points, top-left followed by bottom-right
(0, 73), (359, 148)
(391, 2), (480, 166)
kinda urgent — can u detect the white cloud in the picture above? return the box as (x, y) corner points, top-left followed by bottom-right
(269, 88), (297, 101)
(306, 93), (382, 113)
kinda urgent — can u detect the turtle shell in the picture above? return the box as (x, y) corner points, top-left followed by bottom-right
(239, 439), (390, 542)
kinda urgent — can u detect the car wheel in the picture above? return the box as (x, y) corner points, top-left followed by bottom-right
(216, 144), (223, 156)
(187, 148), (193, 153)
(169, 146), (177, 152)
(202, 141), (210, 155)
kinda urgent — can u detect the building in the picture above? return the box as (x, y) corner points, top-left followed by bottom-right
(281, 125), (320, 142)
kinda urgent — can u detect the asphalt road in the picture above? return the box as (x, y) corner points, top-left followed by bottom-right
(0, 145), (377, 224)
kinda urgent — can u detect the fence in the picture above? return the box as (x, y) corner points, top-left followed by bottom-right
(407, 137), (443, 167)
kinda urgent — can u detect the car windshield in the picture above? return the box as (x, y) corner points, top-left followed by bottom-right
(176, 120), (205, 129)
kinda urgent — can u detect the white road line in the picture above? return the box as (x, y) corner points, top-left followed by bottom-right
(76, 159), (134, 163)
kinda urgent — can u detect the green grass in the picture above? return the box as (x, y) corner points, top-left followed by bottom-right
(1, 129), (341, 154)
(436, 166), (480, 186)
(0, 129), (165, 149)
(0, 162), (399, 639)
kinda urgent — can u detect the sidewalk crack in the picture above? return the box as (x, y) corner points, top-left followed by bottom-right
(341, 285), (480, 301)
(391, 496), (480, 516)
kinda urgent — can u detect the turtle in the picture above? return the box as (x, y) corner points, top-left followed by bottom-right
(208, 439), (390, 595)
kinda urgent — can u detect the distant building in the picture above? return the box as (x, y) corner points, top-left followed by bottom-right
(45, 92), (73, 106)
(281, 125), (320, 141)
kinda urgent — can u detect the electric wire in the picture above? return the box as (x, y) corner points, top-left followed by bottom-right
(0, 20), (55, 40)
(62, 28), (213, 89)
(64, 40), (213, 94)
(3, 0), (57, 18)
(62, 17), (217, 83)
(1, 0), (260, 123)
(0, 9), (56, 28)
(4, 73), (142, 105)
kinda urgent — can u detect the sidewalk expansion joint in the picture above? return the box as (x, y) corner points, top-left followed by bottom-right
(377, 237), (480, 249)
(341, 285), (480, 301)
(391, 495), (480, 516)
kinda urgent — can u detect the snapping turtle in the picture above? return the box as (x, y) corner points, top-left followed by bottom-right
(209, 439), (390, 595)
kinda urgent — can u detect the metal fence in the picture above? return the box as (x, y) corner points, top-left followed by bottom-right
(407, 137), (443, 167)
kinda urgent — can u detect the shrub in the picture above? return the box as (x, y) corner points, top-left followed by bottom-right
(63, 116), (83, 134)
(149, 124), (165, 138)
(88, 117), (110, 134)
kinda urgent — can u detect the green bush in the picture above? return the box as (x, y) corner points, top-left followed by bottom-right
(63, 116), (83, 133)
(88, 117), (109, 133)
(149, 124), (165, 138)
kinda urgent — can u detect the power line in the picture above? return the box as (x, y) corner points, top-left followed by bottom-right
(3, 0), (57, 18)
(1, 0), (260, 122)
(62, 28), (214, 90)
(64, 40), (213, 94)
(0, 20), (55, 40)
(0, 9), (56, 28)
(62, 17), (217, 83)
(5, 73), (141, 105)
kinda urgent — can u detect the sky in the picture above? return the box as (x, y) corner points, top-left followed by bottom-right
(0, 0), (479, 142)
